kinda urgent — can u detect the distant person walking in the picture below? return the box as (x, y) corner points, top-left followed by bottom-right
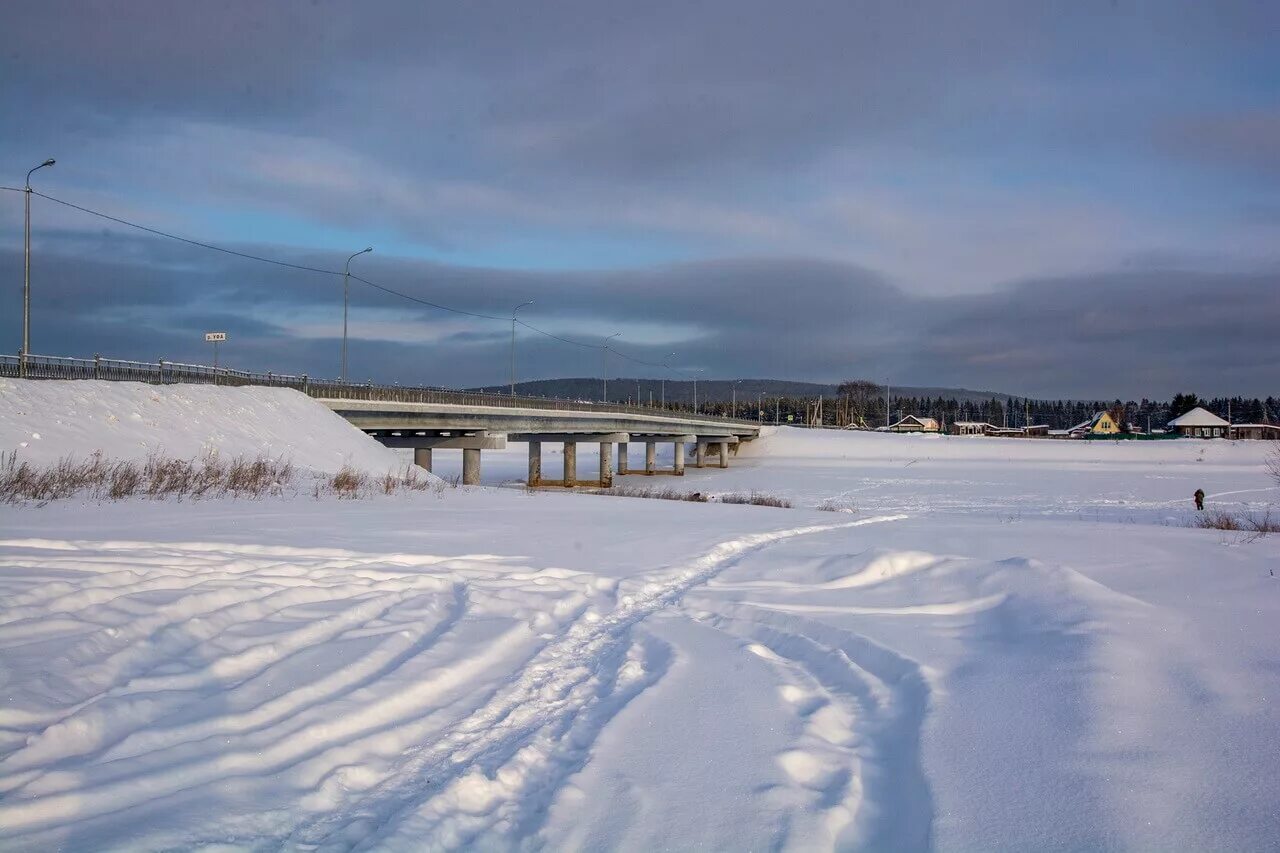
(1194, 488), (1205, 511)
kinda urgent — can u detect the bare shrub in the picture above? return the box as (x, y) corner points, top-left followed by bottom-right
(108, 462), (141, 499)
(222, 457), (286, 496)
(378, 466), (435, 495)
(817, 497), (857, 513)
(606, 485), (708, 502)
(1267, 449), (1280, 487)
(1190, 509), (1278, 540)
(1192, 510), (1242, 531)
(330, 466), (366, 498)
(716, 491), (792, 508)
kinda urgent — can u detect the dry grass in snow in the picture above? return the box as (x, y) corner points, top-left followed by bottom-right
(1, 451), (444, 504)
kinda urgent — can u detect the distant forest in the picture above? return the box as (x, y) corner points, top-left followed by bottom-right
(479, 376), (1278, 431)
(697, 385), (1280, 431)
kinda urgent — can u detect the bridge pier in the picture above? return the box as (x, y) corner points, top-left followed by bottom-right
(674, 440), (686, 475)
(563, 441), (576, 486)
(527, 441), (541, 487)
(695, 441), (706, 469)
(509, 433), (629, 487)
(718, 440), (730, 468)
(645, 441), (656, 475)
(462, 448), (481, 485)
(599, 442), (614, 488)
(617, 442), (628, 475)
(413, 447), (432, 472)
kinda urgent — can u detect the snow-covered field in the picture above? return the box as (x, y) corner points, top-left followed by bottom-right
(2, 382), (1278, 851)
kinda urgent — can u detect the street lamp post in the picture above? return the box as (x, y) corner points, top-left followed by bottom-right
(660, 352), (675, 409)
(341, 247), (372, 382)
(601, 332), (620, 402)
(731, 379), (742, 418)
(21, 158), (55, 377)
(510, 300), (533, 396)
(692, 368), (704, 413)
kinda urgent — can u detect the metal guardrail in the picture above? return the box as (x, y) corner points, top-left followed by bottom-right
(1, 353), (761, 427)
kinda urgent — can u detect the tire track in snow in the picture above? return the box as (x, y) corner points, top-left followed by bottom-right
(691, 603), (935, 852)
(287, 514), (908, 851)
(0, 546), (606, 843)
(0, 584), (467, 780)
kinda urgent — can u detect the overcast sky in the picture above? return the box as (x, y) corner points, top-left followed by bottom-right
(2, 0), (1277, 398)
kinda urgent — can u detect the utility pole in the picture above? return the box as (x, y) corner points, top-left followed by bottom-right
(776, 396), (781, 425)
(342, 247), (372, 382)
(510, 300), (533, 396)
(886, 383), (891, 428)
(602, 332), (620, 402)
(21, 158), (55, 377)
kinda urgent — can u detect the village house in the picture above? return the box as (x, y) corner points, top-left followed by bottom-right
(1167, 406), (1230, 438)
(950, 421), (996, 436)
(885, 415), (940, 433)
(1067, 411), (1122, 437)
(1229, 423), (1280, 440)
(948, 421), (1050, 438)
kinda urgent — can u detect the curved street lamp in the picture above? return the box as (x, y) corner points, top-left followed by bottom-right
(342, 247), (372, 382)
(601, 332), (621, 402)
(21, 158), (55, 376)
(510, 300), (534, 396)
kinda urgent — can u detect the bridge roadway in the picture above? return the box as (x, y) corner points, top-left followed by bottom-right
(321, 399), (762, 486)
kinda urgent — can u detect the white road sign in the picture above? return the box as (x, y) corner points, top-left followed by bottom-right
(204, 332), (227, 342)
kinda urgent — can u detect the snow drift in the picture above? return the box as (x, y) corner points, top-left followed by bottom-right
(0, 379), (404, 474)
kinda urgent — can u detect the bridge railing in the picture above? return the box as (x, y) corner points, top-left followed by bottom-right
(1, 353), (761, 426)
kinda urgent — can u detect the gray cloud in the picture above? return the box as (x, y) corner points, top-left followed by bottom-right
(4, 230), (1276, 398)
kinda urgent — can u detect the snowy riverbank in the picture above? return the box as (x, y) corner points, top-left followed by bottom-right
(2, 384), (1278, 850)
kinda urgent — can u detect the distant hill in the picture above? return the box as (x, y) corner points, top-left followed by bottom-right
(470, 377), (1010, 405)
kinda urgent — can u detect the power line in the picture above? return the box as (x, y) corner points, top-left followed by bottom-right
(24, 188), (693, 375)
(34, 191), (341, 276)
(349, 274), (509, 321)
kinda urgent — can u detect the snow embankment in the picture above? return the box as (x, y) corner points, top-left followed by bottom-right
(0, 379), (404, 475)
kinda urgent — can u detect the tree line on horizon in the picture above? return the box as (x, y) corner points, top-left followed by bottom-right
(688, 381), (1280, 431)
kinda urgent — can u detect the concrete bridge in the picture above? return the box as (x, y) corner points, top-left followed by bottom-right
(4, 353), (762, 487)
(324, 399), (761, 486)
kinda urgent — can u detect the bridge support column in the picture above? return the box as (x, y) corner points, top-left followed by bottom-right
(462, 448), (481, 485)
(413, 447), (432, 472)
(599, 442), (614, 488)
(645, 441), (656, 475)
(617, 442), (628, 475)
(718, 440), (730, 468)
(695, 441), (706, 468)
(527, 441), (541, 487)
(674, 441), (686, 475)
(563, 442), (577, 487)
